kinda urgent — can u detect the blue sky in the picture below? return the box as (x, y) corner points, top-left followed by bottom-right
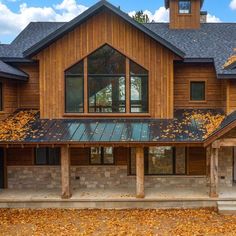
(0, 0), (236, 44)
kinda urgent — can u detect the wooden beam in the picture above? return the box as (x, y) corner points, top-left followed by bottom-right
(212, 138), (236, 148)
(209, 146), (219, 198)
(136, 147), (144, 198)
(61, 145), (71, 199)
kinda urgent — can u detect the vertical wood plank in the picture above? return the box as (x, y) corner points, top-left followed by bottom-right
(136, 147), (145, 198)
(84, 58), (88, 114)
(210, 146), (219, 198)
(126, 58), (130, 113)
(61, 145), (71, 199)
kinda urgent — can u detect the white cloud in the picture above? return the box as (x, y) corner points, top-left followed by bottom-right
(129, 7), (169, 22)
(230, 0), (236, 10)
(207, 13), (221, 23)
(0, 0), (88, 42)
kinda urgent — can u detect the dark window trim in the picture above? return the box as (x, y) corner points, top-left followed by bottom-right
(35, 147), (61, 166)
(190, 81), (206, 101)
(129, 147), (187, 176)
(178, 0), (191, 14)
(129, 61), (149, 114)
(89, 147), (115, 165)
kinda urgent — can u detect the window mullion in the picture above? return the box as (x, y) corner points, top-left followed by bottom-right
(84, 58), (88, 114)
(126, 58), (130, 113)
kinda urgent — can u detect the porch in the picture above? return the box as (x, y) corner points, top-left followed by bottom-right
(0, 185), (235, 209)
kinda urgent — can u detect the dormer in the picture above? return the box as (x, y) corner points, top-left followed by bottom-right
(165, 0), (204, 29)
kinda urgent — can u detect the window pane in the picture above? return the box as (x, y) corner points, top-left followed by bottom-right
(88, 45), (126, 75)
(88, 76), (125, 113)
(130, 76), (148, 113)
(103, 147), (114, 164)
(130, 61), (148, 75)
(0, 83), (2, 111)
(48, 148), (60, 165)
(35, 148), (47, 165)
(65, 76), (84, 113)
(175, 147), (186, 174)
(148, 147), (173, 174)
(90, 147), (102, 164)
(190, 82), (205, 101)
(179, 0), (191, 14)
(65, 61), (83, 75)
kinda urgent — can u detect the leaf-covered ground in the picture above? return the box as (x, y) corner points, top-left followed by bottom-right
(0, 208), (236, 236)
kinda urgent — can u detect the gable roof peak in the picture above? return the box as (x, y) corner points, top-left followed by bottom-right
(23, 0), (184, 58)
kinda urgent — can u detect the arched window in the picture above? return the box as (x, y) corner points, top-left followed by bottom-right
(65, 60), (84, 113)
(88, 45), (126, 113)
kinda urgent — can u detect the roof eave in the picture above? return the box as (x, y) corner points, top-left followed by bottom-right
(23, 1), (185, 58)
(0, 71), (28, 81)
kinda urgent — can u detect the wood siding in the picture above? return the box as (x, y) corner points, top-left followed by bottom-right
(0, 79), (18, 120)
(226, 80), (236, 114)
(174, 63), (226, 110)
(188, 147), (206, 175)
(169, 0), (201, 29)
(34, 10), (178, 119)
(18, 64), (39, 109)
(6, 148), (34, 166)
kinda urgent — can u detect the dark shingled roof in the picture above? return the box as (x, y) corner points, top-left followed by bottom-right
(143, 23), (236, 77)
(0, 60), (28, 80)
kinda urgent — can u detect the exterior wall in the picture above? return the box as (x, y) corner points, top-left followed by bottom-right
(0, 78), (18, 120)
(174, 63), (226, 111)
(226, 80), (236, 114)
(169, 0), (201, 29)
(18, 64), (40, 109)
(7, 165), (207, 190)
(218, 147), (233, 187)
(35, 10), (178, 119)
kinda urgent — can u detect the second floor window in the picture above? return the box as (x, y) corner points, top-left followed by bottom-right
(88, 45), (126, 113)
(64, 44), (149, 114)
(190, 81), (206, 101)
(179, 0), (191, 14)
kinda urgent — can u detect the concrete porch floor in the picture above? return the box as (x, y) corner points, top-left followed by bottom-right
(0, 185), (236, 201)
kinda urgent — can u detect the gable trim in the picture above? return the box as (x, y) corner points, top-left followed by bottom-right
(23, 1), (185, 58)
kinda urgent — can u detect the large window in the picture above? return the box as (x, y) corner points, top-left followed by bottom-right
(90, 147), (114, 165)
(130, 147), (186, 175)
(35, 148), (60, 165)
(179, 0), (191, 14)
(0, 83), (2, 111)
(130, 61), (148, 113)
(190, 81), (206, 101)
(65, 61), (84, 113)
(64, 44), (149, 114)
(88, 45), (126, 113)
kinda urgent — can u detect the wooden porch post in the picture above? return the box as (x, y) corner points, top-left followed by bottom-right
(206, 147), (211, 187)
(136, 147), (145, 198)
(61, 145), (71, 199)
(210, 146), (219, 198)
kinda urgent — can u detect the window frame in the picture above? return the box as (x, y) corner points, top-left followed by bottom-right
(178, 0), (191, 14)
(63, 44), (150, 116)
(64, 60), (84, 113)
(129, 147), (187, 176)
(35, 147), (61, 166)
(189, 80), (207, 102)
(89, 147), (115, 165)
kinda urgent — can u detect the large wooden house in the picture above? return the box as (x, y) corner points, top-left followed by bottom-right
(0, 0), (236, 200)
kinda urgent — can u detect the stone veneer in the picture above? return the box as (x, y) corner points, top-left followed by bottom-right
(7, 147), (234, 190)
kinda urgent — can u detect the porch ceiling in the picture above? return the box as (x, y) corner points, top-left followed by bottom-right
(0, 109), (227, 146)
